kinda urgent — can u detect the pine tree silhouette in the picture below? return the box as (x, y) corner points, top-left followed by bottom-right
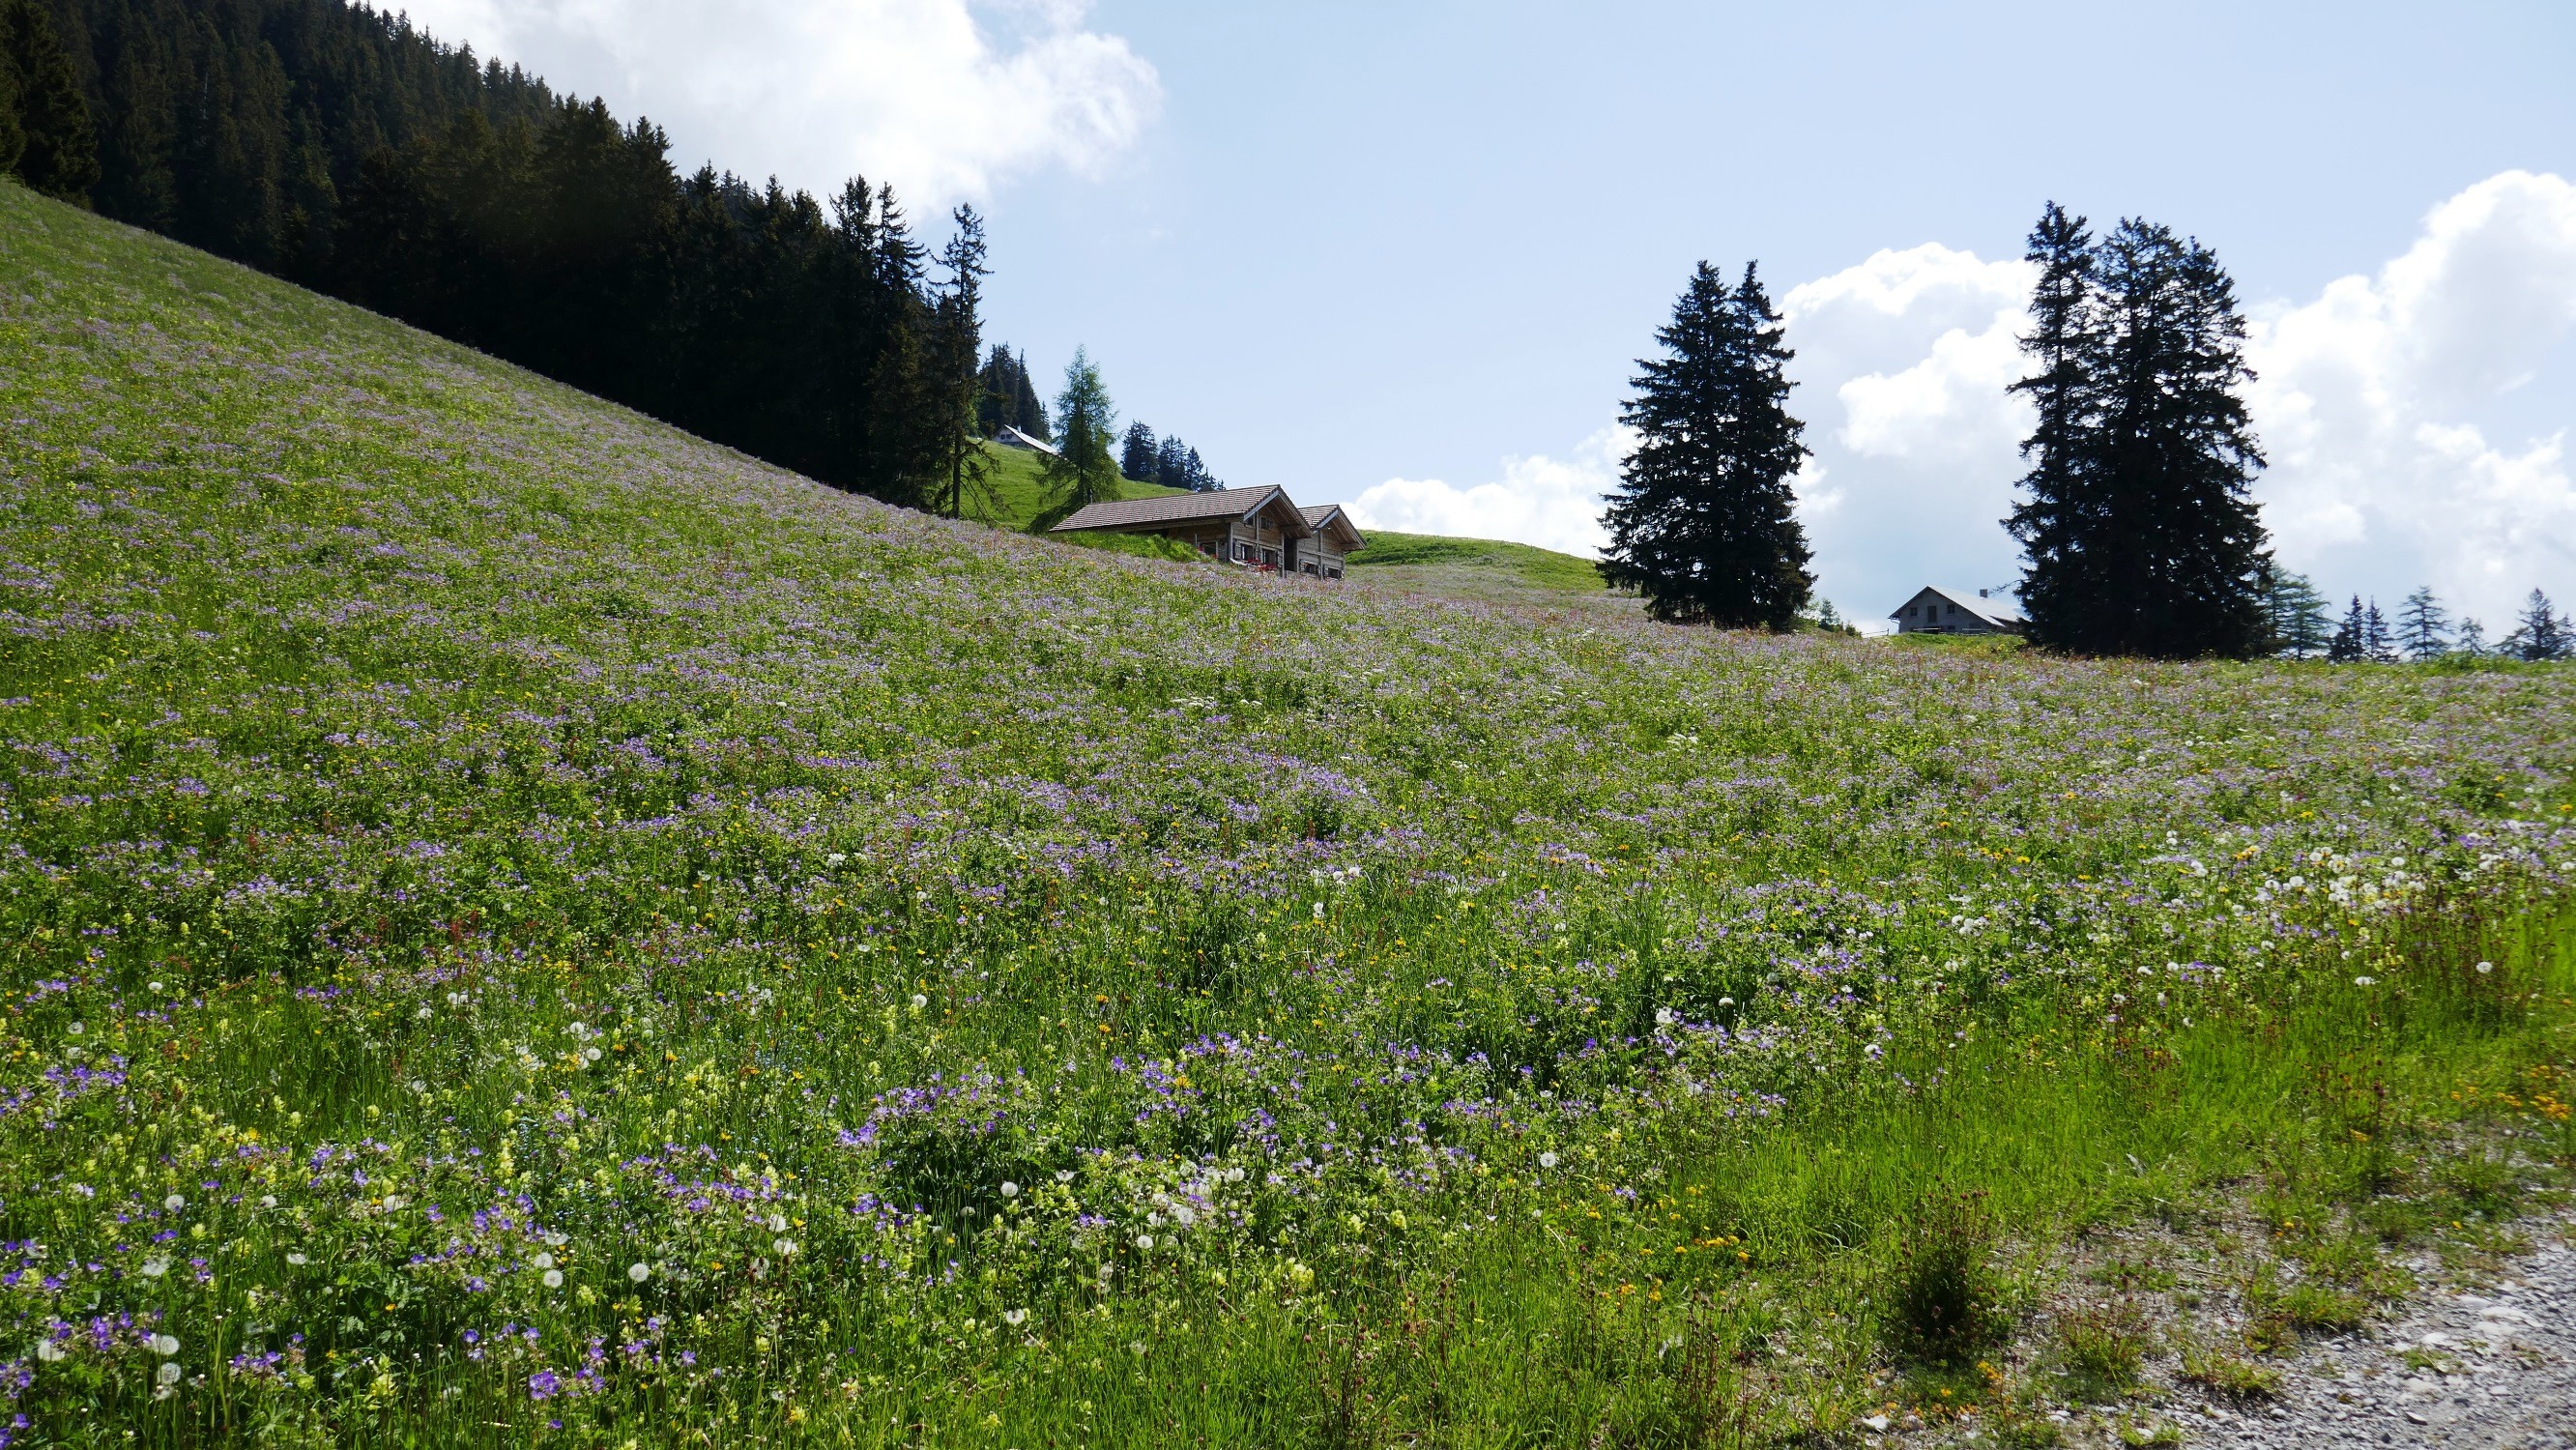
(1602, 261), (1813, 628)
(2328, 595), (2365, 663)
(2006, 209), (2271, 656)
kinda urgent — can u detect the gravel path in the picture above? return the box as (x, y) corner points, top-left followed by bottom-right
(2193, 1222), (2576, 1450)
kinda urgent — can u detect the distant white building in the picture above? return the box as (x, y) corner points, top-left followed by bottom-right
(994, 425), (1059, 456)
(1891, 585), (2025, 635)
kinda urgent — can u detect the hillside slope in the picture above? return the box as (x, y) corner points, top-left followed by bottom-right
(4, 183), (2575, 1444)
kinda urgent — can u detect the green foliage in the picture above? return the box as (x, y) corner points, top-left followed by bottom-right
(2179, 1343), (2285, 1399)
(1603, 260), (1814, 628)
(2, 185), (2574, 1443)
(1042, 346), (1122, 515)
(2053, 1299), (2151, 1398)
(1884, 1190), (2011, 1364)
(2008, 205), (2272, 658)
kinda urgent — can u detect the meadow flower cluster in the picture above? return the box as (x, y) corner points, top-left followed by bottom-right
(3, 187), (2574, 1442)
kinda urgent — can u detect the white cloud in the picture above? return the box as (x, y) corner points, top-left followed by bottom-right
(2246, 170), (2576, 626)
(1778, 246), (2037, 617)
(1765, 177), (2576, 626)
(395, 0), (1160, 205)
(1347, 428), (1630, 559)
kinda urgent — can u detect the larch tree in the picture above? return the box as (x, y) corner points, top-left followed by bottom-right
(2264, 568), (2330, 658)
(1041, 348), (1121, 519)
(1601, 261), (1813, 628)
(2396, 587), (2449, 660)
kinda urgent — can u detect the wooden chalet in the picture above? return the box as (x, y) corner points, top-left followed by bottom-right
(1890, 585), (2025, 635)
(1050, 486), (1366, 579)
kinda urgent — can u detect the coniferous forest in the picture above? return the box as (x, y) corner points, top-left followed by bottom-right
(3, 0), (977, 508)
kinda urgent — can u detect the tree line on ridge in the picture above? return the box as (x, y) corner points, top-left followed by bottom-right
(0, 0), (1241, 518)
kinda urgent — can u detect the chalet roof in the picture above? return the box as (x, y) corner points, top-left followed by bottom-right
(1052, 486), (1312, 537)
(1893, 584), (2025, 630)
(1299, 504), (1366, 553)
(997, 425), (1059, 455)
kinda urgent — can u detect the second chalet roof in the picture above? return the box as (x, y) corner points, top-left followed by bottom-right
(1299, 504), (1366, 551)
(1052, 486), (1312, 536)
(1893, 584), (2026, 630)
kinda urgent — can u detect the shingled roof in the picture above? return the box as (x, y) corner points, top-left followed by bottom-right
(1300, 504), (1366, 552)
(1051, 486), (1310, 536)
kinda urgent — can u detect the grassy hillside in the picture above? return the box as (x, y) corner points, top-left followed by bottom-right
(970, 441), (1188, 530)
(5, 181), (2576, 1447)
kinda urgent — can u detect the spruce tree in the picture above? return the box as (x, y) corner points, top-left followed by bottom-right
(2004, 203), (2103, 647)
(3, 0), (98, 202)
(1040, 347), (1120, 520)
(1601, 261), (1813, 628)
(2361, 598), (2394, 661)
(2505, 589), (2570, 661)
(2453, 617), (2489, 656)
(2396, 586), (2448, 660)
(2006, 210), (2271, 657)
(2328, 595), (2365, 663)
(1120, 421), (1158, 480)
(929, 206), (993, 520)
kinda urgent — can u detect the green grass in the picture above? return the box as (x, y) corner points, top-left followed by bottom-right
(1344, 530), (1608, 594)
(4, 179), (2576, 1447)
(967, 442), (1187, 531)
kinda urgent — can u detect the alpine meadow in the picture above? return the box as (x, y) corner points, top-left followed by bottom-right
(7, 173), (2576, 1445)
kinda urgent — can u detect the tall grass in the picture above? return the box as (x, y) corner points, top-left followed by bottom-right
(2, 179), (2573, 1445)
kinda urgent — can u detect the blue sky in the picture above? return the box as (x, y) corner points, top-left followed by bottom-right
(405, 0), (2575, 625)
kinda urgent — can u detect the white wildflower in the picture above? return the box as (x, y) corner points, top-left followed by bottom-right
(2476, 961), (2495, 974)
(157, 1362), (182, 1386)
(774, 1238), (797, 1256)
(34, 1341), (63, 1363)
(284, 1252), (307, 1266)
(150, 1334), (180, 1356)
(2354, 975), (2377, 987)
(999, 1180), (1019, 1199)
(140, 1257), (170, 1278)
(909, 994), (929, 1011)
(1135, 1233), (1154, 1251)
(767, 1213), (788, 1232)
(628, 1262), (651, 1283)
(1538, 1151), (1559, 1170)
(1003, 1308), (1028, 1326)
(533, 1253), (555, 1270)
(541, 1269), (564, 1290)
(163, 1195), (185, 1213)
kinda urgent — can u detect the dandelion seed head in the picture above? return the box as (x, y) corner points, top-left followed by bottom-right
(628, 1262), (651, 1283)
